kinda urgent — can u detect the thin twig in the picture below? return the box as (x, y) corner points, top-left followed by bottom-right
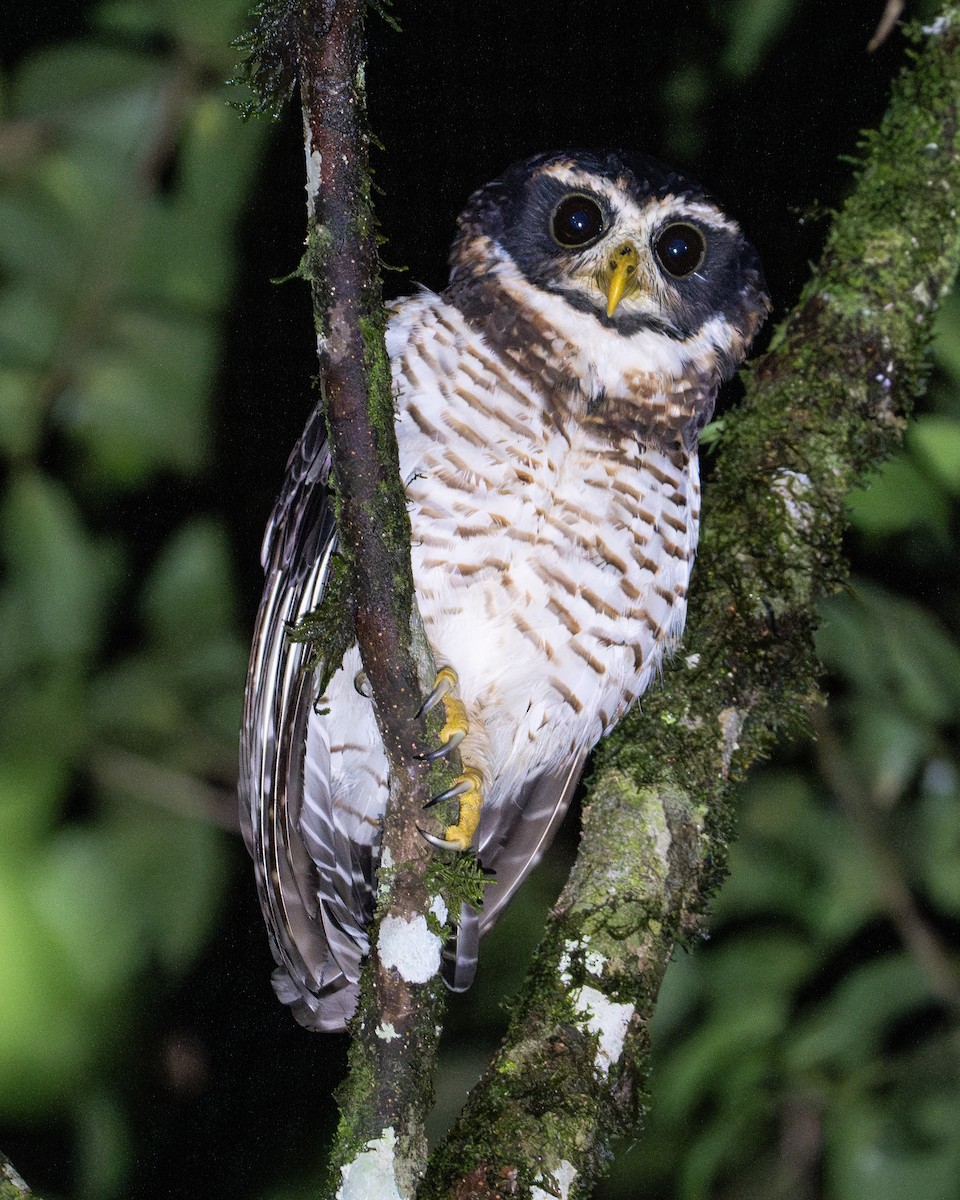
(868, 0), (905, 51)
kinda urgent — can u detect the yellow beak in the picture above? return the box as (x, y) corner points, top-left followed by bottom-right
(605, 242), (640, 317)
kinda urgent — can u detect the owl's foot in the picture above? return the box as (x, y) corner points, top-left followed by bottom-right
(416, 666), (468, 761)
(416, 665), (458, 720)
(418, 693), (468, 761)
(416, 668), (483, 851)
(420, 767), (484, 852)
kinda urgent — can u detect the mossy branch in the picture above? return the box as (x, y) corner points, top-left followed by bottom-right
(238, 0), (458, 1194)
(421, 11), (960, 1198)
(0, 1154), (42, 1200)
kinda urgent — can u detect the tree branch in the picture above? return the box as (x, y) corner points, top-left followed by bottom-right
(296, 5), (458, 1195)
(0, 1153), (43, 1200)
(422, 10), (960, 1198)
(241, 0), (457, 1193)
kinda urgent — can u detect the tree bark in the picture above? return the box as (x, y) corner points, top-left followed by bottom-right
(241, 0), (461, 1193)
(0, 1153), (42, 1200)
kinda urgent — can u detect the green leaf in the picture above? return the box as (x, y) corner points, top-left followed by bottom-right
(909, 415), (960, 493)
(12, 44), (150, 117)
(141, 519), (236, 647)
(0, 284), (62, 367)
(719, 0), (798, 78)
(0, 471), (120, 667)
(0, 859), (95, 1116)
(0, 754), (69, 855)
(787, 955), (931, 1074)
(31, 825), (149, 1002)
(0, 187), (80, 288)
(0, 369), (45, 458)
(718, 771), (882, 943)
(931, 288), (960, 387)
(817, 584), (960, 723)
(96, 0), (251, 62)
(105, 801), (229, 973)
(844, 700), (931, 804)
(175, 92), (268, 227)
(909, 784), (960, 915)
(828, 1087), (960, 1200)
(64, 336), (210, 484)
(846, 455), (950, 539)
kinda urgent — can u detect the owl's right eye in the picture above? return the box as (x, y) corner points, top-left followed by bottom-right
(551, 194), (605, 248)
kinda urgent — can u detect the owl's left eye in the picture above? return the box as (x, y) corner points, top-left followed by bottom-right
(654, 223), (706, 278)
(551, 194), (605, 248)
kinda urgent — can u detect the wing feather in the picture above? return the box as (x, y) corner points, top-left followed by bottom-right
(239, 401), (371, 1031)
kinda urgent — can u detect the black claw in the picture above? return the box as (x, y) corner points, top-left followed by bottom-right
(415, 667), (457, 720)
(414, 746), (445, 763)
(429, 779), (472, 807)
(416, 824), (462, 851)
(415, 727), (466, 763)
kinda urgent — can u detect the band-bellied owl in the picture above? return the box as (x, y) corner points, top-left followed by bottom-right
(240, 150), (770, 1031)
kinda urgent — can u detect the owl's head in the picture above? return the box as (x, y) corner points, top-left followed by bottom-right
(446, 150), (770, 386)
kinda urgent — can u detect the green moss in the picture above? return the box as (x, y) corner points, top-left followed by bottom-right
(231, 0), (303, 120)
(287, 551), (355, 695)
(424, 852), (488, 914)
(359, 314), (396, 463)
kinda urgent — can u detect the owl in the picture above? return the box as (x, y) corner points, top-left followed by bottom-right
(240, 150), (770, 1031)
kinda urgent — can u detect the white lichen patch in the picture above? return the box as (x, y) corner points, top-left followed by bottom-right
(429, 894), (448, 925)
(378, 914), (442, 983)
(376, 1022), (400, 1042)
(771, 468), (815, 532)
(584, 949), (606, 977)
(651, 808), (672, 864)
(922, 15), (950, 35)
(718, 706), (745, 778)
(303, 110), (322, 209)
(559, 938), (607, 983)
(532, 1159), (579, 1200)
(558, 936), (593, 985)
(571, 985), (634, 1075)
(337, 1127), (406, 1200)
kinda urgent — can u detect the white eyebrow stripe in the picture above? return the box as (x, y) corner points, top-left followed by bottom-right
(536, 164), (742, 239)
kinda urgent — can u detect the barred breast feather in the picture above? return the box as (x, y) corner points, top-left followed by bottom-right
(240, 289), (703, 1029)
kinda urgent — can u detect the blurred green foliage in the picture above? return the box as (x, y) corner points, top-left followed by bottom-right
(0, 0), (266, 1189)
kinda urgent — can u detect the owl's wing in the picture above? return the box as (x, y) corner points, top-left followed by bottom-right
(442, 754), (588, 991)
(239, 400), (369, 1032)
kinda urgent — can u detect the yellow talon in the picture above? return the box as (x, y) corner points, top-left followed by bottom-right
(418, 665), (459, 717)
(442, 767), (484, 851)
(417, 668), (485, 851)
(439, 694), (468, 747)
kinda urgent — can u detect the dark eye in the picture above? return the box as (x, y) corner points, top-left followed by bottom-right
(551, 194), (605, 248)
(654, 223), (706, 278)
